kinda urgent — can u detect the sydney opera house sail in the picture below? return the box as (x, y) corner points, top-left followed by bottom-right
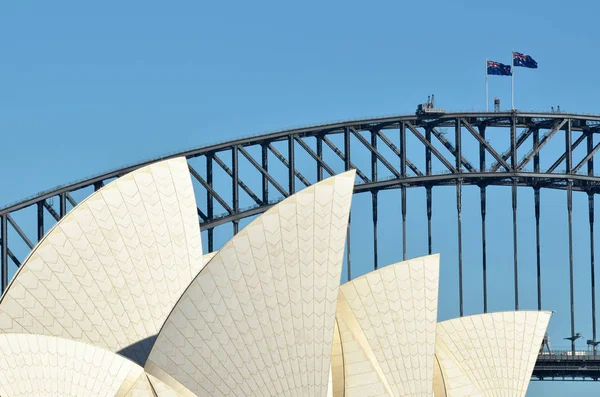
(0, 157), (551, 397)
(0, 158), (204, 366)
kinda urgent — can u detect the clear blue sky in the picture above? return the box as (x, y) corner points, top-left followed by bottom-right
(1, 1), (599, 395)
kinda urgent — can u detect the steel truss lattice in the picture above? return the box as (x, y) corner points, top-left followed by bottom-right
(3, 111), (600, 380)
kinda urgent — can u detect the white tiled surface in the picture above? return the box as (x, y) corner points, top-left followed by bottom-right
(147, 372), (195, 397)
(435, 311), (551, 397)
(146, 171), (356, 397)
(0, 334), (144, 397)
(335, 303), (393, 397)
(335, 255), (440, 397)
(0, 157), (204, 365)
(432, 356), (446, 397)
(330, 321), (345, 397)
(122, 373), (155, 397)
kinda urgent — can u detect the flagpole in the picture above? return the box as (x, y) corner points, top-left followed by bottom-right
(511, 50), (515, 110)
(485, 58), (489, 112)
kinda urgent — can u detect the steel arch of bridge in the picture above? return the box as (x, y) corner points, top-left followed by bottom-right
(3, 110), (600, 380)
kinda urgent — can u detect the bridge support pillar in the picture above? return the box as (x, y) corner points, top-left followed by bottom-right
(457, 181), (463, 317)
(589, 192), (596, 353)
(427, 186), (432, 255)
(1, 214), (7, 293)
(480, 186), (487, 313)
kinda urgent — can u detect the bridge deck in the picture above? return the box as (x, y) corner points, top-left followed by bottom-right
(534, 351), (600, 380)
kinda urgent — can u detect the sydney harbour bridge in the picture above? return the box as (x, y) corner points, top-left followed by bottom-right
(2, 110), (600, 381)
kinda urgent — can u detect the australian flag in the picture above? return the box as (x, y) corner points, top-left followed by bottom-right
(487, 61), (512, 76)
(513, 52), (538, 68)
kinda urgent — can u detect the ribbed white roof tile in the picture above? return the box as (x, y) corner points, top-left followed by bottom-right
(146, 170), (356, 397)
(0, 158), (203, 366)
(0, 334), (144, 397)
(435, 311), (551, 397)
(335, 255), (440, 397)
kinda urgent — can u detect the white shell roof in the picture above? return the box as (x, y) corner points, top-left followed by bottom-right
(0, 157), (204, 366)
(145, 170), (356, 397)
(333, 255), (440, 397)
(435, 311), (551, 397)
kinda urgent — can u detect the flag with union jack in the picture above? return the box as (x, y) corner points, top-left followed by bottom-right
(513, 52), (538, 68)
(487, 61), (512, 76)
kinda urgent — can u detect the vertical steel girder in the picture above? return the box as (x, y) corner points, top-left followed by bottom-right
(37, 202), (44, 242)
(206, 155), (214, 252)
(372, 131), (378, 270)
(479, 125), (488, 313)
(347, 212), (352, 281)
(456, 119), (464, 317)
(425, 127), (432, 176)
(589, 129), (597, 350)
(1, 214), (7, 292)
(288, 135), (295, 194)
(316, 135), (323, 182)
(511, 116), (519, 311)
(481, 186), (487, 313)
(344, 127), (351, 171)
(344, 127), (352, 279)
(261, 144), (269, 203)
(457, 183), (463, 317)
(590, 192), (596, 351)
(566, 120), (576, 354)
(534, 128), (542, 311)
(59, 193), (66, 218)
(512, 181), (519, 311)
(232, 146), (239, 235)
(535, 188), (542, 311)
(400, 122), (407, 261)
(426, 187), (432, 255)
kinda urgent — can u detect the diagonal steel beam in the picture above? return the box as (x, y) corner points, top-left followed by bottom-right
(294, 137), (336, 177)
(65, 192), (77, 208)
(197, 208), (208, 222)
(517, 119), (567, 170)
(322, 136), (370, 183)
(43, 200), (60, 222)
(349, 128), (401, 178)
(462, 119), (511, 172)
(238, 146), (289, 197)
(267, 144), (311, 187)
(374, 130), (423, 176)
(546, 133), (587, 174)
(431, 128), (477, 172)
(6, 214), (34, 250)
(7, 247), (20, 267)
(188, 164), (234, 214)
(213, 154), (263, 205)
(489, 128), (534, 172)
(405, 121), (456, 173)
(573, 140), (600, 174)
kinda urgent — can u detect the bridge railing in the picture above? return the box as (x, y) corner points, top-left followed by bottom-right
(538, 350), (600, 360)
